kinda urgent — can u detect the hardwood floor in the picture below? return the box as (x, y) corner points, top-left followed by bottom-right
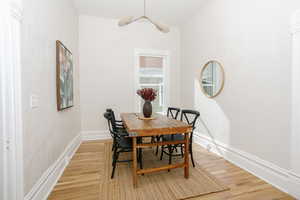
(48, 140), (295, 200)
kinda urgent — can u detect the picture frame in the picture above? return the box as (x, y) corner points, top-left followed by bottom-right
(56, 40), (74, 111)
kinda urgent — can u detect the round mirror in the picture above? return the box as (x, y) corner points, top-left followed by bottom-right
(200, 61), (225, 98)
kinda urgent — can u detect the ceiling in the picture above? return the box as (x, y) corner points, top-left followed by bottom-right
(73, 0), (206, 26)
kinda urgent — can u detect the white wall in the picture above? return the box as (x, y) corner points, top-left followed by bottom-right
(181, 0), (300, 171)
(79, 16), (181, 134)
(291, 10), (300, 176)
(21, 0), (81, 194)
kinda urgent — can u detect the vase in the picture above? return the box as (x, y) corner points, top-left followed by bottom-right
(143, 100), (152, 118)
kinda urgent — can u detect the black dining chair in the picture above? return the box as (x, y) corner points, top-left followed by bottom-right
(104, 110), (143, 178)
(106, 109), (127, 133)
(155, 107), (181, 155)
(104, 111), (132, 178)
(106, 109), (128, 152)
(160, 109), (200, 167)
(167, 107), (181, 119)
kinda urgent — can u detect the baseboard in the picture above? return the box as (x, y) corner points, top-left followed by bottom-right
(24, 134), (82, 200)
(194, 133), (300, 199)
(81, 130), (111, 141)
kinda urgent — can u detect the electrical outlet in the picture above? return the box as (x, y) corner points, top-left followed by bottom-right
(30, 94), (39, 109)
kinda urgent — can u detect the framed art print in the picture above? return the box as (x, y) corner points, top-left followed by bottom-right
(56, 40), (74, 111)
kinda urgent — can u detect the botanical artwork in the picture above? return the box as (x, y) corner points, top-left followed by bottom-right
(56, 40), (74, 111)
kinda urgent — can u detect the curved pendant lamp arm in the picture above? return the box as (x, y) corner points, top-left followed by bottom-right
(146, 17), (161, 30)
(146, 17), (156, 26)
(118, 0), (170, 33)
(147, 18), (170, 33)
(132, 16), (146, 23)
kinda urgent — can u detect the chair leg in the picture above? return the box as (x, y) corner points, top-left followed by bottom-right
(139, 148), (143, 170)
(111, 149), (119, 179)
(168, 145), (173, 172)
(190, 143), (195, 168)
(180, 144), (184, 158)
(112, 145), (117, 166)
(168, 145), (172, 164)
(155, 136), (160, 155)
(160, 145), (164, 160)
(137, 137), (141, 163)
(139, 148), (145, 176)
(112, 139), (116, 152)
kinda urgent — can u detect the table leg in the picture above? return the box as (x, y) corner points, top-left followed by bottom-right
(184, 133), (189, 179)
(132, 137), (138, 187)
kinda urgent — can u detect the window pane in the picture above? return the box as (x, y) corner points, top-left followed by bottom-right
(140, 56), (163, 68)
(139, 77), (163, 84)
(139, 56), (164, 113)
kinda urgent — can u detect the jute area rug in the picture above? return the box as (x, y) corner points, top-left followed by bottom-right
(99, 142), (228, 200)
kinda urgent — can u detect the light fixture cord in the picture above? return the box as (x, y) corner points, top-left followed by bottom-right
(144, 0), (146, 16)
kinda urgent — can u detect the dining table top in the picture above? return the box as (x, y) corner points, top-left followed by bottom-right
(120, 113), (192, 137)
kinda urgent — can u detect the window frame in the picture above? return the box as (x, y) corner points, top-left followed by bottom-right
(134, 49), (170, 114)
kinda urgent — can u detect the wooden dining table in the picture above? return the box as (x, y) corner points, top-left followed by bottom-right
(120, 113), (193, 187)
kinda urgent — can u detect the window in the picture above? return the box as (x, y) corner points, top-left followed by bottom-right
(137, 55), (165, 113)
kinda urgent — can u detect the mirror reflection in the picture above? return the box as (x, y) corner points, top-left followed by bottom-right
(200, 61), (225, 98)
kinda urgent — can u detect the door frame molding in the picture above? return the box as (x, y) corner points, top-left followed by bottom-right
(1, 1), (24, 199)
(134, 48), (171, 113)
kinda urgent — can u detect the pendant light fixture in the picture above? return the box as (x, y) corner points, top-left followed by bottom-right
(118, 0), (170, 33)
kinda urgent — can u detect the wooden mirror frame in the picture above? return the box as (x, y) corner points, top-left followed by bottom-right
(200, 60), (225, 98)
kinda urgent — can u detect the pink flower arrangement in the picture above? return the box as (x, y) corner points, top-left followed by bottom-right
(137, 88), (157, 102)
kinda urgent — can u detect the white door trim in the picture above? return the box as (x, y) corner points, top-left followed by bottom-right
(0, 1), (24, 199)
(134, 49), (171, 113)
(291, 9), (300, 183)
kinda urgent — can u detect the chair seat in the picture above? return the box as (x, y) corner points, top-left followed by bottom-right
(162, 134), (184, 141)
(116, 128), (128, 136)
(116, 137), (132, 149)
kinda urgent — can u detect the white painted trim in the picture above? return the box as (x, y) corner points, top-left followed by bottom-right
(134, 49), (171, 113)
(81, 130), (111, 141)
(194, 132), (300, 199)
(24, 134), (82, 200)
(291, 10), (300, 34)
(11, 16), (24, 200)
(0, 2), (24, 199)
(291, 9), (300, 193)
